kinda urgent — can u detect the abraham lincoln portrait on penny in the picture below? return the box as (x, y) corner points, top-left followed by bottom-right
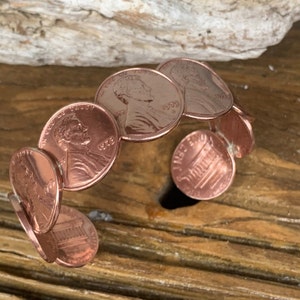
(167, 61), (230, 118)
(113, 75), (174, 135)
(53, 113), (110, 187)
(11, 153), (56, 232)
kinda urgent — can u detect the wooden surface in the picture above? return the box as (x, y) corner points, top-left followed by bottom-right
(0, 22), (299, 300)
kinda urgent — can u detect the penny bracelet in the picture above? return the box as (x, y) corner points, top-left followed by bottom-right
(8, 57), (255, 267)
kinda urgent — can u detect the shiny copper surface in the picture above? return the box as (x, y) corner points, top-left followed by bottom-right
(7, 59), (255, 269)
(157, 58), (233, 120)
(211, 104), (255, 158)
(53, 205), (99, 268)
(9, 147), (62, 234)
(95, 68), (184, 141)
(38, 102), (120, 191)
(232, 100), (255, 123)
(171, 130), (235, 200)
(9, 193), (58, 263)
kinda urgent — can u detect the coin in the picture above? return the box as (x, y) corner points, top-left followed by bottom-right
(232, 99), (255, 123)
(53, 205), (99, 268)
(95, 68), (184, 141)
(9, 192), (58, 263)
(157, 58), (233, 120)
(171, 130), (235, 200)
(9, 147), (62, 234)
(38, 102), (120, 191)
(212, 104), (255, 158)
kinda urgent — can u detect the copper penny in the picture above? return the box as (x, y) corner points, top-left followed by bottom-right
(9, 193), (58, 263)
(53, 205), (99, 268)
(212, 105), (255, 158)
(38, 102), (120, 191)
(171, 130), (235, 200)
(95, 68), (184, 141)
(233, 100), (255, 123)
(157, 58), (233, 120)
(9, 147), (62, 234)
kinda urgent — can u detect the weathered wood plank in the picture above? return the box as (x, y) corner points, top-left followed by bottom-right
(1, 199), (300, 299)
(1, 226), (300, 300)
(0, 292), (25, 300)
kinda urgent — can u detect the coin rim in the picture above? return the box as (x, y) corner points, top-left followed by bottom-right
(9, 147), (63, 234)
(8, 192), (58, 263)
(54, 205), (99, 268)
(38, 102), (121, 191)
(94, 67), (185, 142)
(214, 104), (255, 158)
(171, 129), (236, 200)
(157, 57), (234, 120)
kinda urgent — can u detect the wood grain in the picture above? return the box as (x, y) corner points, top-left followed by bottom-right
(0, 22), (299, 300)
